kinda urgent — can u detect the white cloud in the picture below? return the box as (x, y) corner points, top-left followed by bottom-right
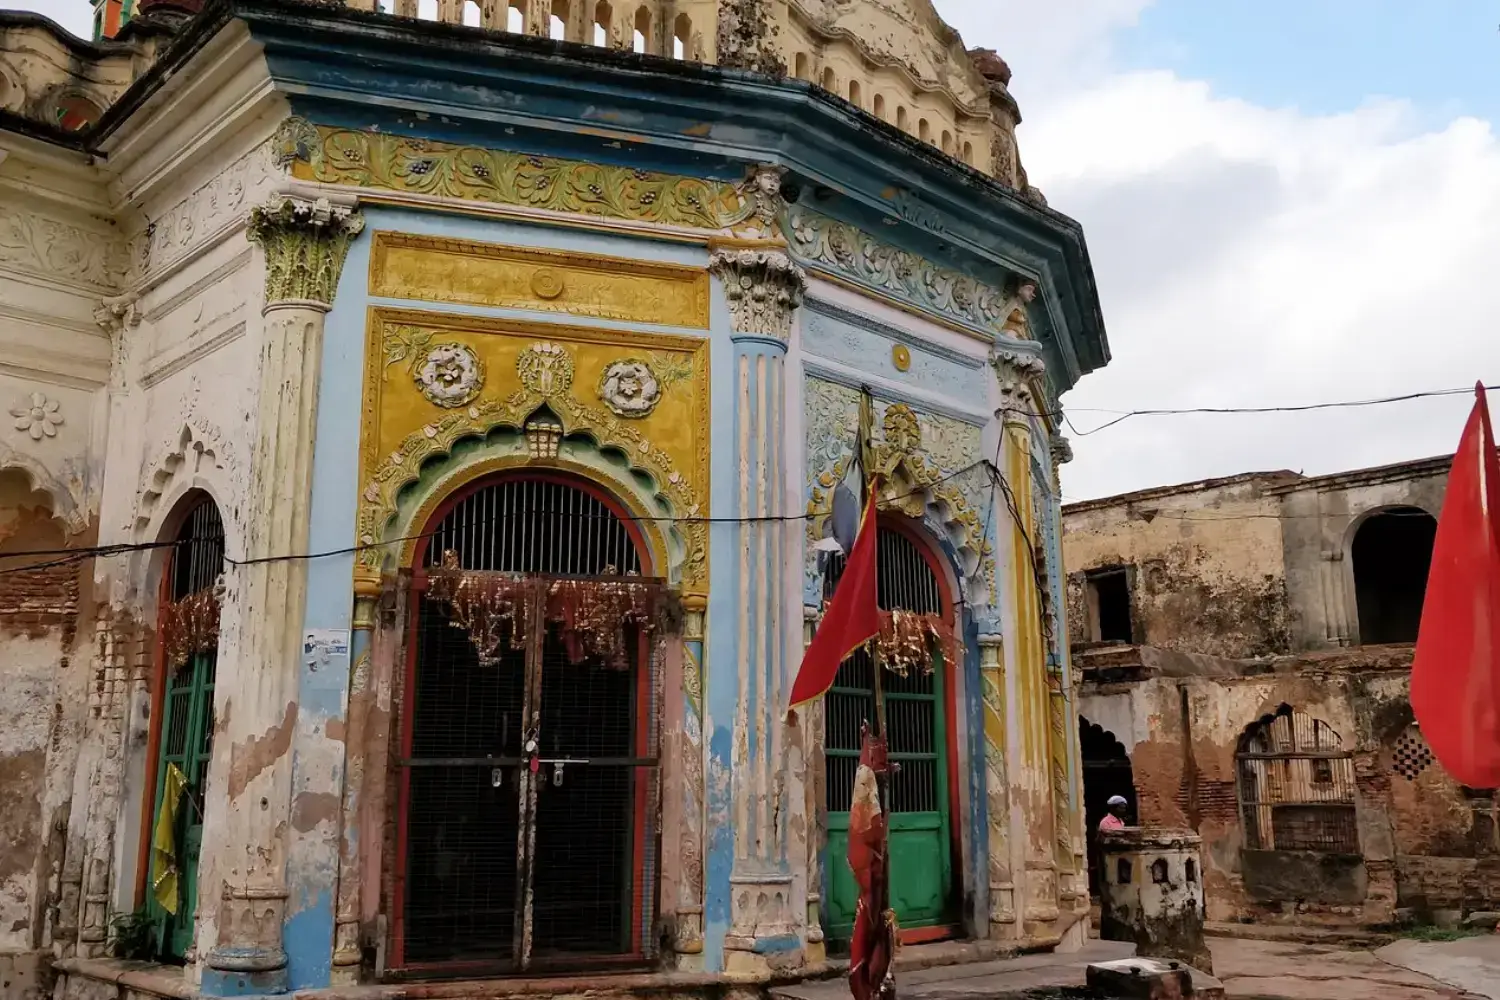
(933, 2), (1500, 501)
(6, 1), (93, 37)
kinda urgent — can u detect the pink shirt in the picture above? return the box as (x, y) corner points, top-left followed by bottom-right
(1099, 814), (1126, 832)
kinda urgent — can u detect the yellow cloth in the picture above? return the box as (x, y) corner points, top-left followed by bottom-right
(151, 763), (188, 915)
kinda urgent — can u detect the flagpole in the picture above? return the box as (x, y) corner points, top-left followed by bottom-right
(858, 387), (896, 1000)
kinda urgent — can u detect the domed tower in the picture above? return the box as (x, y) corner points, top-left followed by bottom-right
(91, 0), (202, 39)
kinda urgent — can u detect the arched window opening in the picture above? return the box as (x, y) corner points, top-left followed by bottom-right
(962, 140), (974, 164)
(1150, 858), (1169, 884)
(506, 2), (523, 30)
(1352, 507), (1436, 645)
(672, 12), (691, 59)
(1185, 858), (1198, 883)
(550, 12), (565, 37)
(592, 0), (610, 44)
(141, 494), (225, 961)
(821, 520), (957, 936)
(896, 106), (909, 132)
(1236, 706), (1357, 854)
(822, 67), (837, 92)
(632, 4), (650, 52)
(399, 474), (662, 971)
(848, 79), (862, 109)
(941, 130), (953, 154)
(417, 0), (438, 18)
(873, 93), (887, 120)
(1116, 858), (1132, 884)
(795, 52), (810, 80)
(919, 118), (931, 143)
(462, 0), (480, 25)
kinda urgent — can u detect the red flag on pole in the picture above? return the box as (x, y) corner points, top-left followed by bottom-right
(789, 492), (881, 711)
(1412, 383), (1500, 788)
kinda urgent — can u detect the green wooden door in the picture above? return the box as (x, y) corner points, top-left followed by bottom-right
(822, 527), (956, 942)
(148, 649), (215, 959)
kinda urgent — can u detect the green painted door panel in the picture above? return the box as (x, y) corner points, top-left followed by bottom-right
(149, 651), (215, 961)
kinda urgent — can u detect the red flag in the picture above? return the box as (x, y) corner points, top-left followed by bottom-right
(789, 493), (880, 710)
(1412, 384), (1500, 787)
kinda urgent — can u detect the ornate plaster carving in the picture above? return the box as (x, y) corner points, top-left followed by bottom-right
(10, 392), (63, 441)
(414, 343), (484, 408)
(140, 138), (279, 280)
(95, 293), (141, 392)
(736, 164), (790, 240)
(803, 377), (991, 603)
(709, 248), (807, 341)
(788, 206), (1021, 338)
(0, 442), (88, 534)
(131, 421), (232, 540)
(246, 198), (366, 308)
(598, 359), (663, 418)
(0, 208), (124, 288)
(291, 126), (752, 232)
(993, 348), (1047, 424)
(516, 341), (576, 396)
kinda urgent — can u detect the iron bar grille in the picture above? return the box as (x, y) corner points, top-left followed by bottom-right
(167, 498), (223, 817)
(824, 528), (945, 814)
(402, 476), (659, 974)
(1237, 708), (1358, 853)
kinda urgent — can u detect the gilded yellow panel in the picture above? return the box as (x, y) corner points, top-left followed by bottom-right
(357, 307), (711, 593)
(369, 233), (710, 328)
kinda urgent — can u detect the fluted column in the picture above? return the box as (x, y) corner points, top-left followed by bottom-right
(801, 605), (825, 962)
(200, 198), (363, 996)
(709, 244), (806, 972)
(993, 352), (1058, 933)
(673, 594), (708, 968)
(979, 633), (1016, 938)
(330, 566), (381, 983)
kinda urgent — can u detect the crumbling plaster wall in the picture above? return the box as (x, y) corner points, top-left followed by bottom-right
(1276, 468), (1448, 652)
(1080, 666), (1402, 926)
(1063, 477), (1291, 659)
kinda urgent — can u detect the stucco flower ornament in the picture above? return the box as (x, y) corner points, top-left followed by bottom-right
(598, 359), (662, 418)
(415, 343), (484, 408)
(11, 392), (62, 441)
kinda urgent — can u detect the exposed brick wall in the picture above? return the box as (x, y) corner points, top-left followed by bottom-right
(0, 555), (80, 642)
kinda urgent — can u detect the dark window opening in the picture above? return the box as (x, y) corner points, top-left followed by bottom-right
(1185, 859), (1197, 883)
(1116, 858), (1132, 884)
(1086, 569), (1133, 643)
(1150, 858), (1169, 884)
(1352, 507), (1437, 645)
(1313, 758), (1333, 784)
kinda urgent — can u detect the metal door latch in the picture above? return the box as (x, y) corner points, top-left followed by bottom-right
(552, 761), (565, 787)
(491, 767), (505, 788)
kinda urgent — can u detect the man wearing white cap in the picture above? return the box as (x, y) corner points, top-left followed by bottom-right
(1100, 794), (1129, 831)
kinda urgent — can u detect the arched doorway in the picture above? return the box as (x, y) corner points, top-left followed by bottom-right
(395, 473), (665, 976)
(1351, 507), (1437, 645)
(1079, 719), (1135, 898)
(823, 520), (958, 943)
(140, 492), (224, 960)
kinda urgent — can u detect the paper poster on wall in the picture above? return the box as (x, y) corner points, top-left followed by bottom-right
(304, 628), (351, 672)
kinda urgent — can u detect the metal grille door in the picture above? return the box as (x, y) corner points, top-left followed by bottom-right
(399, 477), (658, 976)
(823, 525), (956, 941)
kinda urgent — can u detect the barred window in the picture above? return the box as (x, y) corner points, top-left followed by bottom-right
(1237, 706), (1358, 854)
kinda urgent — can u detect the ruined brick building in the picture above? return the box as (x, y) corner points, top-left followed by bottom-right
(1061, 454), (1497, 928)
(0, 1), (1108, 998)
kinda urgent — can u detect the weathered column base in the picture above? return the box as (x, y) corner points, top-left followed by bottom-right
(672, 906), (705, 972)
(988, 879), (1018, 940)
(725, 873), (803, 974)
(202, 885), (290, 996)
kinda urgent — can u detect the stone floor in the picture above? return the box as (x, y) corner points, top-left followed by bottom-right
(771, 934), (1500, 1000)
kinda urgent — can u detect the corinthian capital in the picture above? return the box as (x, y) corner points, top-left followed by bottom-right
(247, 197), (365, 310)
(993, 348), (1046, 424)
(710, 247), (807, 342)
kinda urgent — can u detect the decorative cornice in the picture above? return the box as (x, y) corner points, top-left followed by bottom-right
(709, 247), (807, 342)
(788, 205), (1035, 342)
(247, 197), (365, 309)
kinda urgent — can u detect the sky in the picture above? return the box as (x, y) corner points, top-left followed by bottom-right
(16, 0), (1500, 500)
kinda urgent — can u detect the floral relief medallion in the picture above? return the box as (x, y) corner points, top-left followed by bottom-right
(516, 341), (575, 396)
(598, 359), (663, 418)
(882, 403), (922, 458)
(415, 343), (485, 408)
(11, 392), (62, 440)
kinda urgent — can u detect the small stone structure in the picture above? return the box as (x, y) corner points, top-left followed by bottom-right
(1099, 828), (1213, 975)
(1087, 957), (1226, 1000)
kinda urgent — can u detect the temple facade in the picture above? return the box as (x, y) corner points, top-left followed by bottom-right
(0, 1), (1108, 997)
